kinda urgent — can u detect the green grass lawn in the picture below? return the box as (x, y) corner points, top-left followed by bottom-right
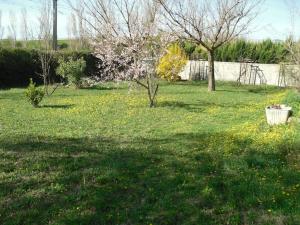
(0, 82), (299, 225)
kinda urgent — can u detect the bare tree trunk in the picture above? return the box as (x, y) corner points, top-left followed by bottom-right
(135, 75), (159, 108)
(43, 76), (49, 95)
(207, 50), (216, 92)
(147, 86), (158, 107)
(53, 0), (58, 50)
(147, 79), (159, 108)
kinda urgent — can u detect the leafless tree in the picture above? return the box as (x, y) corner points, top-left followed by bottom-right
(8, 11), (17, 48)
(75, 0), (88, 49)
(286, 42), (300, 89)
(157, 0), (262, 91)
(67, 12), (82, 50)
(67, 14), (73, 48)
(71, 13), (79, 49)
(0, 10), (4, 41)
(37, 0), (59, 95)
(67, 2), (88, 50)
(284, 0), (300, 89)
(29, 0), (58, 49)
(69, 0), (173, 107)
(20, 8), (30, 47)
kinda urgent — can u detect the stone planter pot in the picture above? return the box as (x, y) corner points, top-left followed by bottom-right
(265, 105), (292, 125)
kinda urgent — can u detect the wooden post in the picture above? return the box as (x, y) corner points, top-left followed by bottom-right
(53, 0), (58, 50)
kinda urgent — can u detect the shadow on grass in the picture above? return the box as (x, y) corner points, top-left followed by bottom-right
(158, 101), (190, 108)
(247, 86), (280, 94)
(0, 132), (299, 225)
(158, 100), (206, 113)
(0, 87), (10, 90)
(173, 80), (208, 86)
(217, 85), (281, 95)
(42, 104), (75, 109)
(0, 92), (23, 100)
(216, 89), (246, 93)
(82, 85), (123, 91)
(158, 99), (252, 112)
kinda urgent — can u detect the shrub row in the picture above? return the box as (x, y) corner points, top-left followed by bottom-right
(0, 48), (98, 88)
(0, 39), (289, 87)
(183, 39), (289, 64)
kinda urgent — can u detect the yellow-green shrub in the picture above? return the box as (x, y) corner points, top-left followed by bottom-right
(157, 43), (188, 81)
(25, 79), (45, 107)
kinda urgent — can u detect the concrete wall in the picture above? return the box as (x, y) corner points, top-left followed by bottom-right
(179, 61), (299, 86)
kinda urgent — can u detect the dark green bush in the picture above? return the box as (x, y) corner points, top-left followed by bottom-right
(58, 43), (69, 49)
(0, 48), (98, 88)
(0, 48), (40, 87)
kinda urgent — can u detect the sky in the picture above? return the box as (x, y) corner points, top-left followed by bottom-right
(0, 0), (299, 41)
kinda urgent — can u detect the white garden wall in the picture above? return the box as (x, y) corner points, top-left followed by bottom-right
(179, 61), (299, 86)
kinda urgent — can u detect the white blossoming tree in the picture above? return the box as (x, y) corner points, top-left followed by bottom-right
(70, 0), (174, 107)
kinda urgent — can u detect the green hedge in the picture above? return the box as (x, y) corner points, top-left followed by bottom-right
(0, 39), (289, 88)
(0, 48), (98, 88)
(183, 39), (289, 64)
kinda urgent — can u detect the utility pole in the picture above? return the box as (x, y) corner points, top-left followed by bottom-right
(53, 0), (58, 50)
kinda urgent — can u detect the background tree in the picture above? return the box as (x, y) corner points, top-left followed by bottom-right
(8, 11), (17, 48)
(157, 0), (262, 91)
(67, 2), (88, 50)
(37, 0), (59, 95)
(71, 13), (78, 50)
(285, 0), (300, 89)
(0, 10), (4, 42)
(75, 0), (88, 49)
(20, 8), (30, 47)
(67, 13), (78, 50)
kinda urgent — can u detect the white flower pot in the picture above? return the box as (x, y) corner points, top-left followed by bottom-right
(265, 105), (292, 125)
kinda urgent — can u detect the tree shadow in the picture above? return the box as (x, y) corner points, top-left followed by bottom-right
(0, 92), (23, 100)
(173, 80), (208, 86)
(158, 100), (205, 112)
(42, 104), (75, 109)
(158, 99), (251, 111)
(0, 132), (299, 224)
(195, 99), (251, 108)
(158, 100), (190, 108)
(82, 85), (123, 91)
(216, 89), (246, 93)
(0, 87), (10, 90)
(247, 86), (280, 94)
